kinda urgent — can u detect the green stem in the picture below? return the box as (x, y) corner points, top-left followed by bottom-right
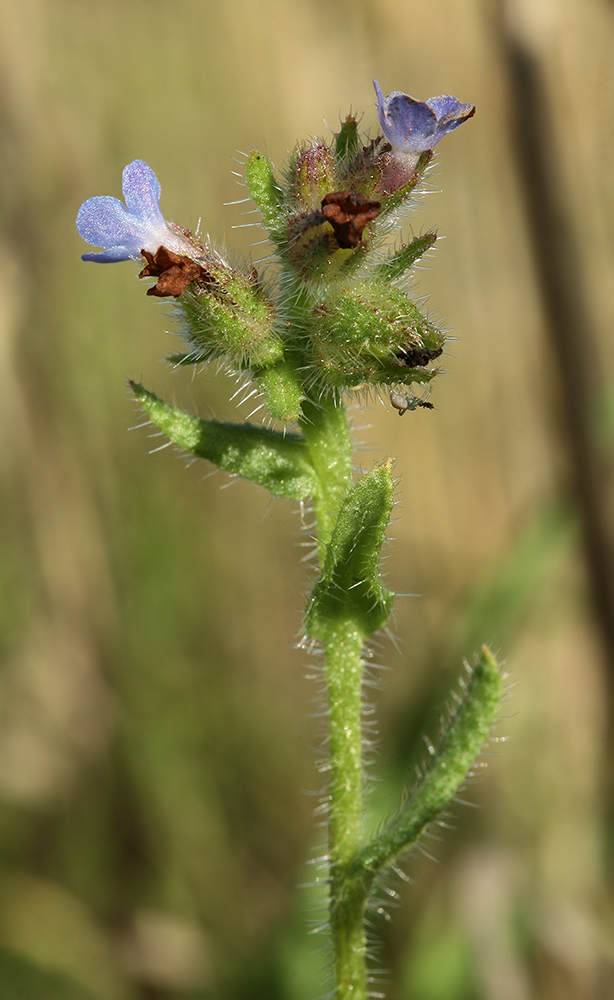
(324, 627), (369, 1000)
(299, 393), (353, 554)
(300, 394), (368, 1000)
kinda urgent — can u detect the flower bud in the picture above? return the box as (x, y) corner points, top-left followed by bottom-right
(309, 282), (444, 389)
(177, 260), (283, 371)
(292, 144), (336, 209)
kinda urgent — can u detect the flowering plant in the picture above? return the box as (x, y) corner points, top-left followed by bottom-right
(77, 79), (502, 1000)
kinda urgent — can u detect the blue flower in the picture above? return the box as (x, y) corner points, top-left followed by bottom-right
(76, 159), (194, 263)
(373, 80), (475, 158)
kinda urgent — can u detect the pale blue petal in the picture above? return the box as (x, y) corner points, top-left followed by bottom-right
(76, 196), (146, 255)
(81, 246), (135, 263)
(76, 160), (170, 263)
(122, 159), (165, 229)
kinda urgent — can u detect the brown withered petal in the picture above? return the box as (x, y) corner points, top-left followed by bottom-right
(321, 191), (381, 249)
(138, 246), (210, 298)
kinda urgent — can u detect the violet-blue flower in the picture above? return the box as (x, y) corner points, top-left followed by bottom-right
(76, 159), (194, 263)
(373, 79), (475, 160)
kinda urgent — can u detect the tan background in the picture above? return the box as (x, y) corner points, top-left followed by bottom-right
(0, 0), (613, 997)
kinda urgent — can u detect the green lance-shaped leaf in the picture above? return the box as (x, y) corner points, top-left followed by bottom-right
(375, 233), (437, 283)
(344, 646), (503, 901)
(306, 462), (395, 641)
(245, 151), (285, 233)
(130, 382), (320, 501)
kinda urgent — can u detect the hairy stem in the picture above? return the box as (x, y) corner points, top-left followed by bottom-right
(301, 394), (368, 1000)
(299, 393), (353, 555)
(324, 627), (369, 1000)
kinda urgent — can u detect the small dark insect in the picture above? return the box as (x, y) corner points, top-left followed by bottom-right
(390, 389), (434, 415)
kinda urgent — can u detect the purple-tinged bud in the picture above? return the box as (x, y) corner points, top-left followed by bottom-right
(373, 149), (432, 197)
(293, 144), (336, 208)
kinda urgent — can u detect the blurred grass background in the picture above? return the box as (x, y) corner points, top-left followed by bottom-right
(1, 0), (614, 997)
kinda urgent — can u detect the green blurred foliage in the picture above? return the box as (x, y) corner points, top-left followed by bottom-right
(1, 0), (614, 998)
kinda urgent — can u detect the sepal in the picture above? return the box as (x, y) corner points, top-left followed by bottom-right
(375, 232), (437, 282)
(334, 115), (360, 162)
(245, 151), (285, 234)
(285, 203), (374, 282)
(330, 128), (432, 215)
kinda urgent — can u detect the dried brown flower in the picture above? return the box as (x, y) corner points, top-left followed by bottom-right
(320, 191), (381, 249)
(139, 247), (210, 298)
